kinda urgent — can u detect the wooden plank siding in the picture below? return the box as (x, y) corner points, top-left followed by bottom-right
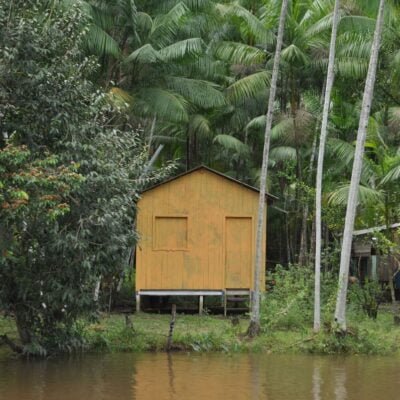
(136, 167), (266, 291)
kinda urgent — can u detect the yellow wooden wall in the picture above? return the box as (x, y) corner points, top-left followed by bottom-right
(136, 168), (266, 291)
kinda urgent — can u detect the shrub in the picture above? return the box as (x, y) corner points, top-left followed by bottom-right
(260, 265), (337, 331)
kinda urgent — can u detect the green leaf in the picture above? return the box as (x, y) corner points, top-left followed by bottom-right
(125, 44), (163, 64)
(85, 24), (120, 58)
(226, 70), (270, 104)
(136, 88), (189, 123)
(189, 114), (212, 139)
(270, 146), (297, 162)
(150, 2), (189, 47)
(159, 38), (205, 61)
(213, 134), (249, 155)
(214, 41), (266, 65)
(167, 77), (226, 108)
(216, 3), (274, 45)
(327, 184), (383, 207)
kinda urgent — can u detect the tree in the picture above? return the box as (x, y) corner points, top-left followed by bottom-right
(314, 0), (341, 332)
(334, 0), (386, 332)
(248, 0), (289, 338)
(0, 0), (173, 355)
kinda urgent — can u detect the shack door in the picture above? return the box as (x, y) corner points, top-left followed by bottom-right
(225, 217), (252, 288)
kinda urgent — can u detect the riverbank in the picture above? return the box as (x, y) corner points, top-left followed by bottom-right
(1, 311), (400, 357)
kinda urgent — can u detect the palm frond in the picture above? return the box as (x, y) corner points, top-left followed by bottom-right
(327, 138), (375, 184)
(167, 77), (225, 109)
(246, 115), (266, 131)
(185, 55), (226, 81)
(337, 34), (371, 60)
(305, 11), (337, 38)
(85, 24), (120, 58)
(215, 3), (274, 45)
(189, 114), (212, 139)
(125, 44), (162, 63)
(137, 12), (153, 34)
(327, 184), (383, 207)
(336, 58), (369, 79)
(281, 44), (310, 65)
(137, 88), (189, 123)
(214, 41), (266, 65)
(183, 0), (213, 10)
(381, 158), (400, 185)
(339, 15), (376, 35)
(159, 38), (205, 61)
(213, 134), (249, 156)
(270, 118), (294, 143)
(150, 2), (189, 47)
(270, 146), (297, 162)
(226, 70), (270, 104)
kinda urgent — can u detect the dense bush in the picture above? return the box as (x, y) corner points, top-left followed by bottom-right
(348, 279), (386, 319)
(260, 265), (337, 331)
(0, 1), (173, 355)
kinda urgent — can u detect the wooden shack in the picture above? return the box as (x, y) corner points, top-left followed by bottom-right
(135, 166), (275, 314)
(352, 223), (400, 283)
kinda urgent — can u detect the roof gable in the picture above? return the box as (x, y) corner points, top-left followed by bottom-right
(141, 165), (277, 203)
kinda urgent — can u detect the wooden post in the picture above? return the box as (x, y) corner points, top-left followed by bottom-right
(136, 293), (141, 313)
(199, 295), (204, 315)
(223, 292), (227, 317)
(166, 304), (177, 351)
(125, 314), (133, 329)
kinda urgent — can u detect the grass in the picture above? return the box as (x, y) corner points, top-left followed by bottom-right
(1, 310), (400, 357)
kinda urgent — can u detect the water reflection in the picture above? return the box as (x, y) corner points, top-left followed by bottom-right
(312, 364), (321, 400)
(1, 353), (400, 400)
(334, 367), (347, 400)
(133, 353), (257, 400)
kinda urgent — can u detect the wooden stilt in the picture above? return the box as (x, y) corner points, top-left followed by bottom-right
(136, 293), (141, 313)
(199, 295), (204, 315)
(223, 292), (227, 317)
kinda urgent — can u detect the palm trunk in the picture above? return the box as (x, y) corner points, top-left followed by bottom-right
(334, 0), (385, 331)
(247, 0), (289, 337)
(299, 122), (319, 266)
(314, 0), (341, 332)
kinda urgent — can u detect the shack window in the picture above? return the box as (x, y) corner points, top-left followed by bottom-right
(153, 216), (188, 250)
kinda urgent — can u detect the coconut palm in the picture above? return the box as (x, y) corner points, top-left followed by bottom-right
(314, 0), (341, 333)
(247, 0), (289, 338)
(334, 0), (386, 332)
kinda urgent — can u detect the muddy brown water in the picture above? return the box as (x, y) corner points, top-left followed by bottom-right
(0, 353), (399, 400)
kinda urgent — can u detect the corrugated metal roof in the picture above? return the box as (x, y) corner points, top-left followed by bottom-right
(141, 165), (278, 203)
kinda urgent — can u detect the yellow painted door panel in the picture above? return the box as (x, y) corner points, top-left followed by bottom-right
(225, 217), (252, 288)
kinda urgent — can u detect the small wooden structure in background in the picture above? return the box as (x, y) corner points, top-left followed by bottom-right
(352, 223), (400, 283)
(135, 166), (275, 314)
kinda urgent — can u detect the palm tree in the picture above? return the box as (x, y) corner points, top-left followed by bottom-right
(334, 0), (386, 332)
(247, 0), (289, 338)
(314, 0), (341, 333)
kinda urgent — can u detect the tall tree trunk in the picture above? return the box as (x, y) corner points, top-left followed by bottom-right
(314, 0), (341, 332)
(15, 310), (32, 345)
(334, 0), (385, 331)
(299, 122), (319, 266)
(247, 0), (289, 337)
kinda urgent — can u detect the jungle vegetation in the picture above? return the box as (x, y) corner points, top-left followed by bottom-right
(2, 0), (400, 354)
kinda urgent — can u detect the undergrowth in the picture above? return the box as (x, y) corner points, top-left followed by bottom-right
(1, 266), (400, 357)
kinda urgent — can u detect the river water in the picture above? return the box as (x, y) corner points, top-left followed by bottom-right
(0, 353), (399, 400)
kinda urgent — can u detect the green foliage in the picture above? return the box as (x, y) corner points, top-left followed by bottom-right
(261, 265), (337, 331)
(0, 0), (174, 355)
(348, 280), (385, 319)
(259, 266), (398, 355)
